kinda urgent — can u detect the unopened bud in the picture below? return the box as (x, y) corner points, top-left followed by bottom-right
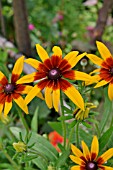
(13, 141), (27, 152)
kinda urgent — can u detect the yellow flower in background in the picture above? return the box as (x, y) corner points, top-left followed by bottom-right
(13, 141), (27, 152)
(17, 44), (91, 112)
(87, 41), (113, 100)
(70, 136), (113, 170)
(73, 102), (96, 120)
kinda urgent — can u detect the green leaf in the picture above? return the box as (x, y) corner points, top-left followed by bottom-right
(10, 127), (58, 162)
(100, 87), (112, 133)
(99, 126), (113, 151)
(23, 155), (38, 162)
(82, 121), (92, 128)
(31, 106), (39, 132)
(68, 120), (77, 128)
(79, 128), (92, 146)
(32, 157), (48, 170)
(57, 115), (73, 121)
(55, 149), (70, 168)
(48, 122), (62, 136)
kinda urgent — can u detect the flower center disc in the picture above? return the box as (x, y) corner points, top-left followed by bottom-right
(4, 83), (15, 94)
(48, 68), (61, 80)
(110, 67), (113, 75)
(86, 162), (98, 170)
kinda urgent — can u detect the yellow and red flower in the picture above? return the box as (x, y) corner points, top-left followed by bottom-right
(87, 41), (113, 100)
(70, 136), (113, 170)
(0, 56), (31, 116)
(17, 44), (91, 111)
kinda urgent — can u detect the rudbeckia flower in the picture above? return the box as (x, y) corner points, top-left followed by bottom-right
(17, 45), (91, 111)
(70, 136), (113, 170)
(87, 41), (113, 100)
(0, 56), (31, 116)
(73, 102), (96, 120)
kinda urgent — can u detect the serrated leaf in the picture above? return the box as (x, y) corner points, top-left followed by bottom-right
(31, 106), (39, 132)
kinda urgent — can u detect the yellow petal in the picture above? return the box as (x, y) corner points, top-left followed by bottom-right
(13, 95), (28, 114)
(89, 69), (100, 75)
(63, 85), (84, 111)
(45, 87), (53, 109)
(70, 166), (81, 170)
(96, 41), (112, 60)
(71, 144), (83, 158)
(94, 80), (109, 88)
(36, 92), (44, 100)
(53, 89), (60, 112)
(86, 54), (103, 66)
(21, 85), (33, 94)
(4, 100), (12, 116)
(97, 148), (113, 164)
(82, 141), (90, 161)
(25, 85), (41, 104)
(64, 51), (79, 68)
(0, 103), (4, 114)
(0, 71), (8, 84)
(73, 52), (87, 67)
(12, 56), (24, 76)
(16, 72), (36, 84)
(85, 75), (101, 86)
(91, 136), (99, 160)
(24, 58), (41, 70)
(108, 83), (113, 100)
(70, 155), (84, 165)
(36, 44), (49, 62)
(74, 71), (91, 81)
(52, 46), (62, 57)
(99, 165), (113, 170)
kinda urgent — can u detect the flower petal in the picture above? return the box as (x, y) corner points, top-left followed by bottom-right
(24, 58), (41, 70)
(91, 136), (99, 160)
(25, 85), (41, 104)
(81, 140), (90, 161)
(70, 166), (81, 170)
(85, 75), (101, 86)
(97, 148), (113, 164)
(74, 71), (91, 81)
(12, 56), (24, 82)
(13, 94), (28, 114)
(64, 51), (79, 68)
(45, 87), (53, 109)
(70, 155), (84, 165)
(94, 80), (109, 88)
(71, 144), (83, 158)
(52, 46), (62, 57)
(16, 72), (36, 84)
(0, 103), (4, 114)
(86, 54), (103, 66)
(99, 165), (113, 170)
(4, 95), (12, 116)
(36, 92), (44, 100)
(60, 79), (84, 110)
(0, 71), (8, 85)
(96, 41), (112, 60)
(16, 85), (32, 94)
(73, 52), (87, 67)
(89, 69), (101, 75)
(36, 44), (49, 62)
(108, 83), (113, 100)
(53, 89), (60, 112)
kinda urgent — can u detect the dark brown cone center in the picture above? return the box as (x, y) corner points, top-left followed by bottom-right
(86, 161), (98, 170)
(110, 67), (113, 75)
(48, 68), (61, 80)
(4, 83), (15, 94)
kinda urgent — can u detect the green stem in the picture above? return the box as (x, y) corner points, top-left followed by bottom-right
(2, 150), (18, 168)
(67, 127), (75, 149)
(15, 104), (29, 133)
(60, 92), (67, 148)
(76, 122), (79, 148)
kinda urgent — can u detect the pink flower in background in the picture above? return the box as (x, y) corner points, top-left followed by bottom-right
(28, 24), (35, 31)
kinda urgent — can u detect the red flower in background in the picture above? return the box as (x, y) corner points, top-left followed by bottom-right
(49, 131), (65, 152)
